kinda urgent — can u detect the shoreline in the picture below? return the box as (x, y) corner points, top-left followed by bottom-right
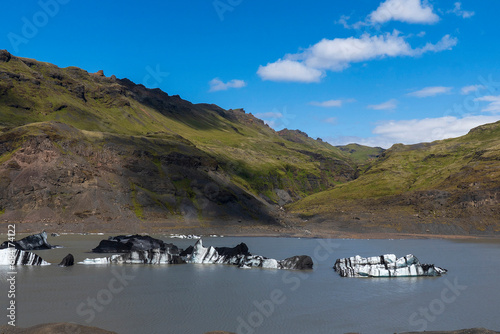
(3, 224), (500, 241)
(1, 324), (498, 334)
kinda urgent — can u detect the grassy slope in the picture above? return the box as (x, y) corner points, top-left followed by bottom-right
(336, 143), (384, 166)
(290, 121), (500, 233)
(0, 52), (357, 220)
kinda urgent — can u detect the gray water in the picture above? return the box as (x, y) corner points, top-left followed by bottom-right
(1, 234), (500, 334)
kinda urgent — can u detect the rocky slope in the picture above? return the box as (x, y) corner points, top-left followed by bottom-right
(290, 121), (500, 236)
(2, 50), (499, 236)
(0, 50), (358, 232)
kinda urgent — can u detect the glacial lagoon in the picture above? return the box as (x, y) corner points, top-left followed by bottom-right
(1, 235), (500, 334)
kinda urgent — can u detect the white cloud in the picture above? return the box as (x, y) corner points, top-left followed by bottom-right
(209, 78), (246, 92)
(310, 99), (355, 107)
(372, 116), (500, 146)
(326, 135), (394, 149)
(323, 117), (338, 124)
(413, 34), (457, 55)
(449, 2), (475, 18)
(255, 112), (283, 119)
(328, 115), (500, 148)
(407, 86), (453, 97)
(257, 32), (457, 82)
(257, 59), (323, 83)
(303, 31), (414, 71)
(461, 85), (486, 95)
(369, 0), (439, 25)
(336, 15), (352, 29)
(367, 99), (398, 110)
(474, 95), (500, 113)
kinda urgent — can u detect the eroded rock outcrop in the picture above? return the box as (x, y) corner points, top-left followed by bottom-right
(0, 248), (50, 266)
(334, 254), (447, 277)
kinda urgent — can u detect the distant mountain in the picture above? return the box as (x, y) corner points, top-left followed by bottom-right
(0, 50), (359, 232)
(336, 143), (384, 166)
(290, 121), (500, 235)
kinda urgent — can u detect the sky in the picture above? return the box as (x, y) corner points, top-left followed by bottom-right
(1, 0), (500, 148)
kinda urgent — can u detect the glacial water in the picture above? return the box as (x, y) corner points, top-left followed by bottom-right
(1, 235), (500, 334)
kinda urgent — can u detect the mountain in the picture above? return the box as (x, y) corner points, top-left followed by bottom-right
(289, 121), (500, 236)
(0, 50), (359, 233)
(336, 143), (384, 166)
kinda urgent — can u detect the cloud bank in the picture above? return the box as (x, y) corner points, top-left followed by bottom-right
(328, 115), (500, 148)
(258, 32), (457, 83)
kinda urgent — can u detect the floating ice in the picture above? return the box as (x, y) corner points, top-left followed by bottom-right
(334, 254), (447, 277)
(0, 248), (50, 266)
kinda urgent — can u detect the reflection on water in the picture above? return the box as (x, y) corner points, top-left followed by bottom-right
(0, 235), (499, 334)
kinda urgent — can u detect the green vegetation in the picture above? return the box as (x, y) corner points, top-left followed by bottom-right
(0, 51), (364, 227)
(1, 51), (499, 233)
(129, 182), (144, 220)
(290, 121), (500, 225)
(0, 52), (360, 207)
(336, 143), (384, 166)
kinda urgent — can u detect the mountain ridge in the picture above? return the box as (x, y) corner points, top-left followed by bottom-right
(1, 50), (499, 236)
(0, 50), (359, 233)
(289, 120), (500, 236)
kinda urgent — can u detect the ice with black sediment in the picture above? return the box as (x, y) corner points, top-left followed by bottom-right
(334, 254), (447, 277)
(0, 248), (50, 266)
(185, 239), (312, 270)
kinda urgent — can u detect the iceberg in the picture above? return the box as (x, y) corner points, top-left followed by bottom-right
(0, 231), (59, 250)
(184, 239), (313, 270)
(80, 248), (185, 265)
(334, 254), (447, 277)
(0, 248), (50, 266)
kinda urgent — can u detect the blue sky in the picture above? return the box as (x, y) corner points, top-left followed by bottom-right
(2, 0), (500, 148)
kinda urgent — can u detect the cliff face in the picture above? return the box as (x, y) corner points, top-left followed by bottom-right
(0, 51), (357, 231)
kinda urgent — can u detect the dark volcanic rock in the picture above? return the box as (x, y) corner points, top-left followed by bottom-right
(0, 322), (117, 334)
(279, 255), (313, 270)
(0, 50), (11, 62)
(401, 329), (499, 334)
(58, 253), (74, 267)
(215, 243), (250, 258)
(0, 231), (57, 250)
(179, 245), (194, 257)
(92, 239), (133, 253)
(92, 234), (178, 253)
